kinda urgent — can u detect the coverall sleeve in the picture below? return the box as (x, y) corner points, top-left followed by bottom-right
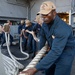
(35, 31), (70, 70)
(18, 26), (21, 34)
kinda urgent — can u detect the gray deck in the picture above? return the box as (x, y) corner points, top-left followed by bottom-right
(0, 44), (75, 75)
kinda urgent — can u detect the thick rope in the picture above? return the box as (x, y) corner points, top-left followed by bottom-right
(2, 32), (29, 75)
(5, 32), (29, 60)
(19, 45), (47, 75)
(11, 37), (29, 60)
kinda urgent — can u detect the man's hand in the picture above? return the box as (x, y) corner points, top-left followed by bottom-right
(47, 46), (50, 52)
(20, 34), (22, 37)
(26, 30), (34, 35)
(19, 68), (38, 75)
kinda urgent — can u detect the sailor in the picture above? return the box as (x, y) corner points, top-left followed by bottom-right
(20, 1), (75, 75)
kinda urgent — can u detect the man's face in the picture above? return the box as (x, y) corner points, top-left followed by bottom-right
(21, 20), (24, 25)
(41, 10), (55, 24)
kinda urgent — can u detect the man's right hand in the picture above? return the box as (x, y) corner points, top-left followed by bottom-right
(19, 68), (38, 75)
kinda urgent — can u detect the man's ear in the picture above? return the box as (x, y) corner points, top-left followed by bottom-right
(53, 11), (56, 16)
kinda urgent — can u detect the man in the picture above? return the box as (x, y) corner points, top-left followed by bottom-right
(26, 14), (43, 58)
(7, 20), (12, 25)
(20, 1), (75, 75)
(21, 20), (33, 52)
(0, 25), (3, 43)
(18, 20), (25, 49)
(1, 23), (14, 47)
(21, 20), (35, 53)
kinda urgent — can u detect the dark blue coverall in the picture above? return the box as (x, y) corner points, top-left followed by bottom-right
(22, 23), (36, 53)
(18, 23), (25, 48)
(0, 33), (3, 44)
(32, 23), (41, 57)
(1, 32), (13, 47)
(35, 15), (75, 75)
(33, 23), (41, 49)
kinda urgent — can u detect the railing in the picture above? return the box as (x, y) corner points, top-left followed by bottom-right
(71, 0), (75, 12)
(72, 27), (75, 37)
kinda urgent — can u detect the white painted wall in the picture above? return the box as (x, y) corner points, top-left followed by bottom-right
(56, 0), (72, 13)
(0, 0), (72, 21)
(30, 0), (72, 21)
(0, 0), (27, 19)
